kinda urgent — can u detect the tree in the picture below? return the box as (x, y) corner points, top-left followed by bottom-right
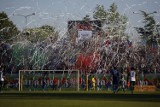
(0, 11), (19, 73)
(155, 24), (160, 44)
(83, 15), (91, 21)
(0, 41), (12, 74)
(11, 41), (33, 70)
(10, 24), (59, 72)
(93, 3), (128, 36)
(11, 40), (52, 71)
(106, 3), (128, 36)
(26, 25), (59, 43)
(135, 11), (158, 46)
(0, 11), (19, 42)
(93, 5), (108, 20)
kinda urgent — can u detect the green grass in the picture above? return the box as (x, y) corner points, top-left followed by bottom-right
(0, 91), (160, 107)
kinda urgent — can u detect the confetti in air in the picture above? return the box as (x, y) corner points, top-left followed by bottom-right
(0, 0), (160, 75)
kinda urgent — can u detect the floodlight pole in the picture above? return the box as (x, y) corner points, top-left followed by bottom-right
(133, 11), (157, 16)
(13, 12), (35, 29)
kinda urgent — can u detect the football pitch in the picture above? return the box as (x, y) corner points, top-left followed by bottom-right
(0, 91), (160, 107)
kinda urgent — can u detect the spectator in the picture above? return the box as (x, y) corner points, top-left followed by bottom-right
(119, 70), (126, 93)
(111, 66), (120, 94)
(0, 66), (4, 93)
(42, 75), (47, 92)
(92, 75), (96, 91)
(130, 67), (136, 94)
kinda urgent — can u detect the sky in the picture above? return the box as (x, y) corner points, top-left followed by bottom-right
(0, 0), (160, 41)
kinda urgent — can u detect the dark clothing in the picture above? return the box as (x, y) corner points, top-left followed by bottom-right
(111, 70), (120, 85)
(130, 81), (135, 93)
(111, 69), (120, 93)
(0, 80), (3, 92)
(0, 71), (3, 92)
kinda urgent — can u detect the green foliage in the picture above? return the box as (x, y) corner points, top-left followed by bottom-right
(93, 5), (108, 20)
(0, 11), (19, 42)
(11, 41), (33, 67)
(26, 25), (59, 43)
(0, 42), (12, 71)
(135, 10), (158, 46)
(10, 24), (59, 71)
(107, 3), (128, 36)
(83, 15), (91, 21)
(93, 3), (128, 36)
(11, 41), (50, 70)
(30, 47), (50, 69)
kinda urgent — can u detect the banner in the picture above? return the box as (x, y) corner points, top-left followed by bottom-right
(77, 30), (92, 41)
(134, 85), (156, 92)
